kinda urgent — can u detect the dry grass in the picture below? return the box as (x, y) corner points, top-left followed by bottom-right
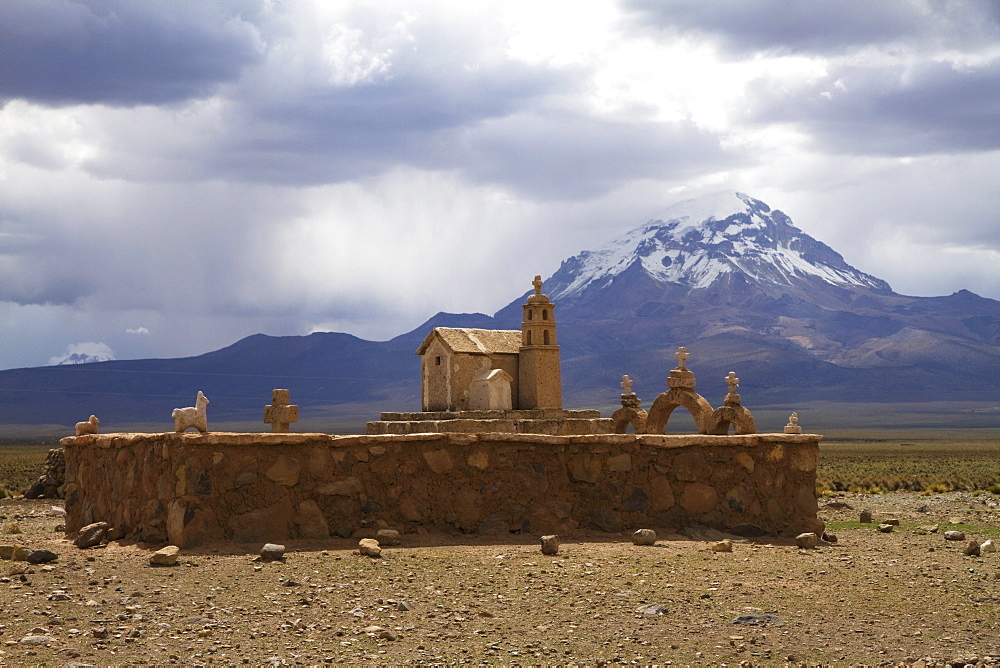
(0, 442), (50, 498)
(818, 434), (1000, 495)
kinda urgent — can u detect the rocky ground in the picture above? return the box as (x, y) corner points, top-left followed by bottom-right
(1, 492), (999, 667)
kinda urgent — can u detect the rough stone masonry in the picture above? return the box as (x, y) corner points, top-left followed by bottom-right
(61, 430), (822, 547)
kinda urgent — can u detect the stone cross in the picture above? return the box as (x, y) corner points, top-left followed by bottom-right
(725, 371), (740, 394)
(532, 275), (543, 296)
(620, 374), (634, 394)
(674, 347), (690, 371)
(264, 389), (299, 433)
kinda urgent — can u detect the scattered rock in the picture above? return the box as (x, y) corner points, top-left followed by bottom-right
(859, 510), (873, 523)
(540, 535), (560, 556)
(260, 543), (286, 561)
(149, 545), (180, 566)
(732, 614), (782, 626)
(980, 539), (996, 553)
(632, 529), (656, 546)
(376, 529), (401, 546)
(884, 519), (900, 526)
(711, 539), (733, 553)
(13, 546), (32, 560)
(822, 532), (838, 543)
(106, 527), (125, 542)
(824, 500), (852, 509)
(964, 540), (981, 557)
(917, 524), (939, 534)
(49, 506), (66, 516)
(944, 530), (966, 541)
(358, 538), (381, 557)
(4, 521), (22, 534)
(19, 635), (57, 645)
(396, 600), (414, 612)
(877, 524), (894, 533)
(636, 603), (668, 615)
(26, 549), (58, 564)
(679, 525), (727, 541)
(796, 532), (819, 549)
(73, 522), (110, 549)
(0, 544), (18, 559)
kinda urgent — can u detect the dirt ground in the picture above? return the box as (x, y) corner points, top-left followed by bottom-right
(1, 492), (999, 667)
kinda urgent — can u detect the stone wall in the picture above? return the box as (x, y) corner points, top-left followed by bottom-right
(61, 431), (822, 547)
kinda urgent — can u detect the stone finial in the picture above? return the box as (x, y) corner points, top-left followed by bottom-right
(619, 374), (642, 409)
(532, 275), (543, 296)
(172, 391), (209, 434)
(666, 346), (696, 390)
(620, 374), (634, 395)
(784, 411), (803, 434)
(526, 274), (551, 304)
(264, 389), (299, 433)
(724, 371), (741, 406)
(75, 415), (99, 436)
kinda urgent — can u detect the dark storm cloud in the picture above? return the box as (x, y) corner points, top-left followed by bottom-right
(0, 0), (264, 107)
(624, 0), (1000, 55)
(745, 58), (1000, 155)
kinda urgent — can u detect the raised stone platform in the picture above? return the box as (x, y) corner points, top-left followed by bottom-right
(367, 409), (613, 435)
(61, 431), (823, 547)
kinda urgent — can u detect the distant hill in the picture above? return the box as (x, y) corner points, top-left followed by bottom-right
(2, 192), (998, 430)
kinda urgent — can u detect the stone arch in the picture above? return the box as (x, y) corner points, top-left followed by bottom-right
(644, 388), (714, 434)
(707, 405), (757, 435)
(611, 406), (648, 434)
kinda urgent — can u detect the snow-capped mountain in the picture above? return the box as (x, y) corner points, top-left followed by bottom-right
(546, 192), (889, 304)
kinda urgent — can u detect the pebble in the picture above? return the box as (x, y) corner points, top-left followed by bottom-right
(12, 546), (32, 560)
(540, 535), (560, 556)
(981, 539), (996, 553)
(636, 603), (668, 615)
(260, 543), (286, 561)
(795, 533), (819, 549)
(821, 532), (838, 543)
(396, 601), (414, 611)
(944, 530), (966, 541)
(711, 539), (733, 553)
(883, 519), (900, 526)
(877, 524), (894, 533)
(27, 549), (58, 564)
(376, 529), (401, 546)
(19, 635), (57, 645)
(964, 540), (981, 557)
(631, 529), (656, 546)
(918, 524), (939, 533)
(73, 522), (110, 549)
(358, 538), (381, 557)
(149, 545), (180, 566)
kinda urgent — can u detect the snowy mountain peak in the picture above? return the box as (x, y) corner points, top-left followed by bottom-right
(546, 191), (891, 302)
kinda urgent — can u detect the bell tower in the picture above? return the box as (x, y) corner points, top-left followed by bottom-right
(518, 275), (562, 409)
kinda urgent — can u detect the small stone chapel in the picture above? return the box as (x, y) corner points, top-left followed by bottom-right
(415, 275), (562, 412)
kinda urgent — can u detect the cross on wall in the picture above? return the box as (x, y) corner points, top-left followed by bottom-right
(264, 389), (299, 433)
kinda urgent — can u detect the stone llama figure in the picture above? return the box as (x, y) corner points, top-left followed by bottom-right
(172, 391), (209, 433)
(75, 415), (100, 436)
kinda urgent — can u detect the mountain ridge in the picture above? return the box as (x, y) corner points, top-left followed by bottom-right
(2, 191), (998, 429)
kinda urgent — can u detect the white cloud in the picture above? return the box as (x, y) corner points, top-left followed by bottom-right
(126, 327), (150, 335)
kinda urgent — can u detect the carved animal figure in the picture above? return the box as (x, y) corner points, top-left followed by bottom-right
(172, 391), (209, 433)
(75, 415), (99, 436)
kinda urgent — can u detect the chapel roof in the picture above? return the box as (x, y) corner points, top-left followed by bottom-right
(415, 327), (521, 356)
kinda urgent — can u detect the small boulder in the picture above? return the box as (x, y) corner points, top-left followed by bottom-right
(917, 524), (939, 533)
(796, 533), (819, 549)
(883, 519), (900, 526)
(150, 545), (180, 566)
(358, 538), (381, 557)
(376, 529), (401, 546)
(540, 534), (560, 556)
(260, 543), (286, 561)
(821, 532), (838, 543)
(980, 539), (996, 553)
(944, 530), (966, 541)
(964, 540), (981, 557)
(859, 510), (873, 523)
(711, 539), (733, 553)
(19, 634), (57, 646)
(13, 546), (32, 560)
(0, 544), (20, 559)
(631, 529), (657, 546)
(74, 522), (110, 549)
(729, 523), (766, 537)
(877, 524), (894, 533)
(27, 549), (58, 564)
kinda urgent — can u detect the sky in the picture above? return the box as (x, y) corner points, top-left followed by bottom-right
(1, 0), (999, 370)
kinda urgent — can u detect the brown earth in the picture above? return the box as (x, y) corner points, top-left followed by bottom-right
(1, 492), (999, 667)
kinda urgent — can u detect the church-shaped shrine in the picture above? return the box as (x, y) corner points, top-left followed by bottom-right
(415, 275), (563, 412)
